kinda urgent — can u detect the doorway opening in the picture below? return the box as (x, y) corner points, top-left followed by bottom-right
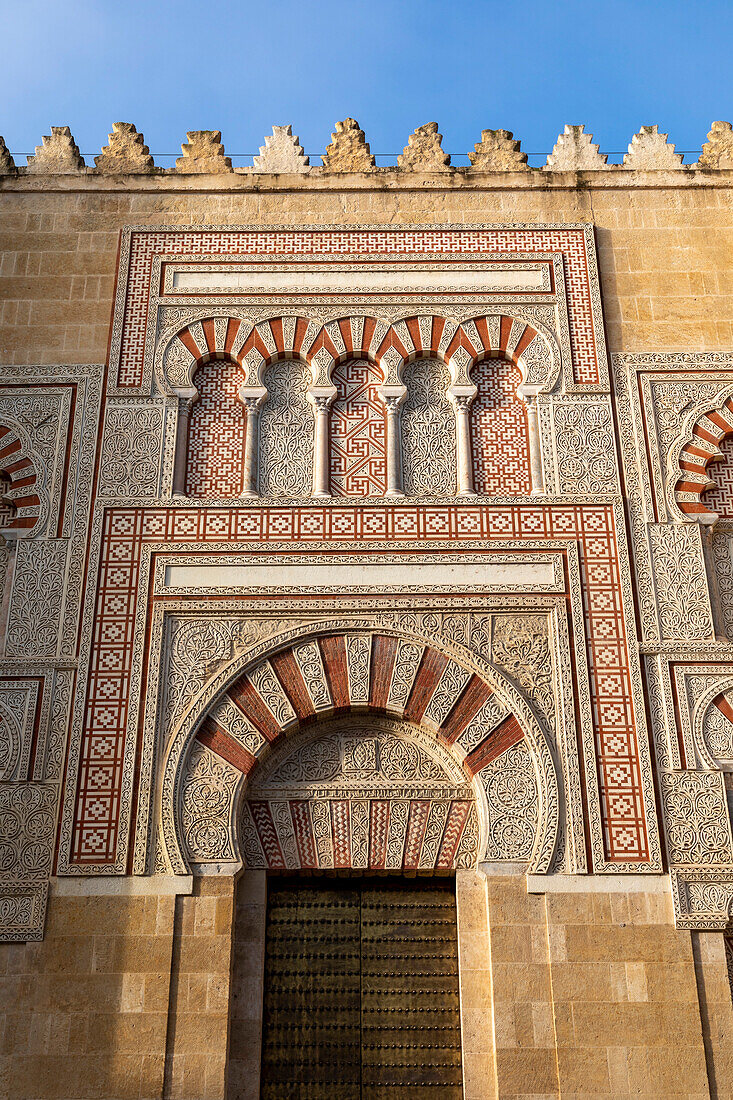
(259, 875), (463, 1099)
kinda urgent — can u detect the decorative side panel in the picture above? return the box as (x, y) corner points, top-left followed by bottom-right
(660, 770), (733, 867)
(5, 539), (67, 658)
(649, 524), (714, 642)
(551, 400), (618, 494)
(402, 359), (455, 496)
(99, 403), (163, 499)
(330, 359), (386, 496)
(259, 361), (313, 498)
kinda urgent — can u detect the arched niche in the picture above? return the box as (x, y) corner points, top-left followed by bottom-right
(258, 359), (314, 497)
(401, 358), (456, 496)
(185, 356), (247, 497)
(329, 358), (386, 497)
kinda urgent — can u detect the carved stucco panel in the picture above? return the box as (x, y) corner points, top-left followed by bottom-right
(480, 739), (539, 861)
(259, 360), (314, 498)
(648, 524), (714, 642)
(401, 359), (456, 496)
(550, 399), (618, 494)
(99, 403), (164, 499)
(660, 770), (733, 867)
(5, 540), (68, 658)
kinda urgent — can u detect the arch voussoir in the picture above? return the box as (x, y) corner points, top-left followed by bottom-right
(165, 622), (559, 878)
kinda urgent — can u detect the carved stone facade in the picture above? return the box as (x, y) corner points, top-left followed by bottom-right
(2, 149), (733, 1098)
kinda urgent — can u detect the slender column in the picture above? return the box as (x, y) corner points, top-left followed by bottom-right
(525, 397), (544, 494)
(452, 395), (476, 496)
(518, 384), (545, 495)
(307, 389), (336, 498)
(239, 388), (267, 497)
(172, 395), (194, 495)
(378, 386), (407, 497)
(383, 398), (404, 496)
(701, 520), (727, 641)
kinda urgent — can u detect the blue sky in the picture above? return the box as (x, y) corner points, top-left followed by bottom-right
(1, 0), (732, 165)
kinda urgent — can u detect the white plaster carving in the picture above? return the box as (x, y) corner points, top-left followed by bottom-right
(259, 360), (314, 497)
(401, 359), (456, 496)
(480, 739), (539, 861)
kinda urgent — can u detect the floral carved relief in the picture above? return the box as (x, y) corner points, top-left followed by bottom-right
(480, 739), (539, 861)
(401, 359), (455, 496)
(259, 360), (314, 497)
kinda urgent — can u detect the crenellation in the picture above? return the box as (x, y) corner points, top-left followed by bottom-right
(545, 124), (608, 170)
(699, 120), (733, 169)
(174, 130), (233, 173)
(251, 124), (309, 173)
(95, 122), (154, 173)
(623, 124), (684, 170)
(0, 135), (15, 173)
(398, 121), (451, 170)
(322, 117), (376, 171)
(468, 127), (529, 170)
(26, 126), (85, 173)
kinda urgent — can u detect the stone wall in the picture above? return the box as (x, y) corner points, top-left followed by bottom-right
(4, 871), (732, 1098)
(2, 153), (733, 1098)
(1, 891), (177, 1099)
(0, 172), (732, 366)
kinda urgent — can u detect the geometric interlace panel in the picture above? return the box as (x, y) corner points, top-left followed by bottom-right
(260, 878), (463, 1099)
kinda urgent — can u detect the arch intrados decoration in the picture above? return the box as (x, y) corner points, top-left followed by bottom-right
(159, 311), (560, 396)
(673, 394), (733, 521)
(160, 621), (559, 877)
(0, 421), (45, 538)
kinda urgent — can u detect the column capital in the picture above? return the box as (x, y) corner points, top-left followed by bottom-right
(306, 386), (337, 411)
(238, 385), (267, 410)
(377, 384), (408, 411)
(448, 384), (478, 412)
(517, 382), (544, 403)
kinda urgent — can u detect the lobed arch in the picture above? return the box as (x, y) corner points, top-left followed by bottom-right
(673, 393), (733, 522)
(691, 677), (733, 771)
(0, 421), (46, 538)
(157, 311), (560, 394)
(159, 621), (560, 877)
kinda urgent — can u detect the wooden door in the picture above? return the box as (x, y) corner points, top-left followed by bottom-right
(260, 878), (463, 1099)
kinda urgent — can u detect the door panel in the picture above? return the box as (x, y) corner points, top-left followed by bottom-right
(361, 884), (463, 1099)
(259, 878), (463, 1099)
(260, 883), (361, 1099)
